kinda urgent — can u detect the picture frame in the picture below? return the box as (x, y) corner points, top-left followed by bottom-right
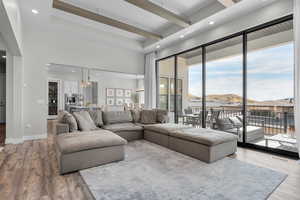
(106, 88), (115, 97)
(116, 98), (124, 106)
(116, 89), (124, 97)
(106, 98), (115, 106)
(124, 98), (131, 105)
(125, 89), (132, 98)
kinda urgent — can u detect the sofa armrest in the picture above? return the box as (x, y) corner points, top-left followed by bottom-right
(56, 123), (70, 135)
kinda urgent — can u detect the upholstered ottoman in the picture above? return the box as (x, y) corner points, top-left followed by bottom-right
(169, 128), (238, 163)
(143, 123), (192, 147)
(55, 130), (127, 174)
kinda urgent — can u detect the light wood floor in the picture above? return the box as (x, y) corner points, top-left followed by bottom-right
(0, 123), (5, 146)
(0, 120), (299, 200)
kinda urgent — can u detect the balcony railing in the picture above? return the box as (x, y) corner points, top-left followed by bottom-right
(183, 106), (295, 137)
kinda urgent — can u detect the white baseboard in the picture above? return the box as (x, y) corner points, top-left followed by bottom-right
(23, 133), (48, 141)
(5, 134), (48, 145)
(5, 138), (24, 144)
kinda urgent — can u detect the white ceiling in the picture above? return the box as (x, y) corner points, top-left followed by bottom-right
(20, 0), (279, 52)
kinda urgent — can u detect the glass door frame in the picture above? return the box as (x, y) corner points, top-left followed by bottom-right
(155, 14), (298, 158)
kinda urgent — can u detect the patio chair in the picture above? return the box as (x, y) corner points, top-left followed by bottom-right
(216, 115), (264, 143)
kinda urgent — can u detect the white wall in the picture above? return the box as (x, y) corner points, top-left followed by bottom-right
(20, 0), (145, 138)
(0, 31), (23, 144)
(157, 0), (293, 59)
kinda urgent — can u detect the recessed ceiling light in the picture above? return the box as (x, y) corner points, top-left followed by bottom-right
(209, 21), (215, 25)
(156, 45), (160, 49)
(31, 9), (39, 14)
(46, 63), (51, 66)
(2, 55), (6, 59)
(180, 35), (185, 38)
(71, 70), (76, 73)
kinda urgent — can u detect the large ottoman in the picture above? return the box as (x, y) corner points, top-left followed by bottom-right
(169, 128), (238, 163)
(144, 123), (192, 147)
(55, 130), (127, 174)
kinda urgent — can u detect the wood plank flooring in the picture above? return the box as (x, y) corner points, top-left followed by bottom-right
(0, 123), (5, 146)
(0, 120), (299, 200)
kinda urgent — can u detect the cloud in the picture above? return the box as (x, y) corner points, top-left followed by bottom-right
(188, 43), (294, 101)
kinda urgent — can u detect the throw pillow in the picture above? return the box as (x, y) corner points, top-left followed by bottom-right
(155, 109), (169, 123)
(57, 110), (68, 123)
(88, 108), (104, 127)
(140, 110), (157, 124)
(130, 110), (141, 123)
(57, 110), (78, 132)
(73, 111), (97, 131)
(62, 112), (78, 132)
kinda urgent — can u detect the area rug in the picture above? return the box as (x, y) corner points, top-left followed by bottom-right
(80, 140), (287, 200)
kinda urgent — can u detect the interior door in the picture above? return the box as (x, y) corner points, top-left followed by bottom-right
(48, 81), (58, 116)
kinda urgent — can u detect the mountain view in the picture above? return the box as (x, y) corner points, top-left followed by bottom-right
(188, 94), (294, 105)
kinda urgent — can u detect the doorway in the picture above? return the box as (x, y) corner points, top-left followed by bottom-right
(48, 80), (60, 119)
(0, 51), (6, 146)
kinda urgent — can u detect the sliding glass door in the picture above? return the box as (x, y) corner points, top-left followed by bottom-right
(156, 15), (297, 157)
(205, 36), (244, 141)
(157, 57), (176, 123)
(177, 48), (203, 127)
(246, 19), (296, 152)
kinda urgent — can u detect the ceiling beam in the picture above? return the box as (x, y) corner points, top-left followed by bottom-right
(124, 0), (191, 28)
(52, 0), (163, 40)
(217, 0), (236, 7)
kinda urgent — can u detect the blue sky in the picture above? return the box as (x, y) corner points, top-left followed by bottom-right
(189, 43), (294, 101)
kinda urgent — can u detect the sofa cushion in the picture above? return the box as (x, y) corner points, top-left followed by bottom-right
(103, 123), (143, 132)
(88, 108), (104, 127)
(73, 111), (97, 131)
(144, 123), (191, 135)
(155, 109), (168, 123)
(57, 111), (78, 132)
(56, 130), (127, 154)
(170, 128), (238, 146)
(140, 110), (157, 124)
(103, 111), (133, 124)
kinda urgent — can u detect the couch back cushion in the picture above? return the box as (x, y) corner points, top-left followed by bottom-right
(73, 111), (98, 131)
(140, 110), (157, 124)
(88, 108), (104, 127)
(57, 110), (78, 132)
(103, 111), (133, 124)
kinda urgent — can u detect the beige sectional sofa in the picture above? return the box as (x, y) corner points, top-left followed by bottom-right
(55, 109), (238, 174)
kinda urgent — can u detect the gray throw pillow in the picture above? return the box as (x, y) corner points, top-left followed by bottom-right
(140, 110), (157, 124)
(88, 109), (104, 127)
(130, 110), (141, 123)
(73, 111), (97, 131)
(57, 110), (78, 132)
(155, 109), (168, 123)
(62, 113), (78, 132)
(57, 110), (68, 123)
